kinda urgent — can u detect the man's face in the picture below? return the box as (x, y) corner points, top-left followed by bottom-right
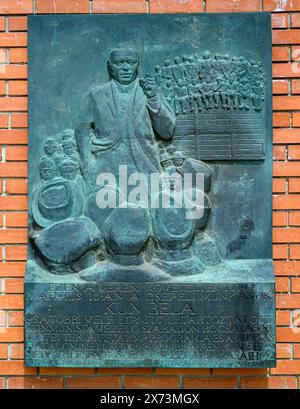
(173, 158), (184, 167)
(109, 50), (138, 85)
(45, 141), (57, 156)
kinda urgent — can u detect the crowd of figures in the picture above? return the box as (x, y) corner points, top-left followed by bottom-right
(154, 51), (265, 114)
(39, 129), (81, 183)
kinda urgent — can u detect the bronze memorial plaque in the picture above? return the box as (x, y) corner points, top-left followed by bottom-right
(25, 13), (275, 368)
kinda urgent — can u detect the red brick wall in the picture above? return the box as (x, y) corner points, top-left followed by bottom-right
(0, 0), (299, 390)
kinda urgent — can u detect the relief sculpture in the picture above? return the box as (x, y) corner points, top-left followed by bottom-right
(28, 47), (221, 282)
(25, 13), (275, 368)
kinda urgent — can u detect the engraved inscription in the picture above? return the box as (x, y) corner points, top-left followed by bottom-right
(25, 283), (276, 366)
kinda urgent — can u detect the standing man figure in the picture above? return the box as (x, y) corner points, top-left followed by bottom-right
(76, 47), (176, 189)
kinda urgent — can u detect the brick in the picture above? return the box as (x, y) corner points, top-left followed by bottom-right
(0, 130), (28, 144)
(273, 244), (288, 259)
(6, 212), (27, 227)
(289, 179), (300, 193)
(274, 260), (300, 276)
(276, 310), (290, 326)
(273, 63), (300, 78)
(289, 211), (300, 226)
(0, 229), (27, 244)
(0, 114), (8, 129)
(150, 0), (202, 13)
(184, 377), (237, 389)
(36, 0), (90, 13)
(288, 145), (300, 160)
(274, 163), (300, 177)
(272, 13), (289, 28)
(0, 0), (33, 14)
(240, 377), (269, 389)
(0, 81), (6, 96)
(272, 46), (289, 62)
(0, 361), (36, 376)
(292, 112), (300, 127)
(156, 368), (211, 375)
(264, 0), (300, 11)
(6, 180), (28, 195)
(0, 66), (27, 80)
(274, 194), (300, 209)
(0, 18), (5, 32)
(0, 49), (7, 64)
(8, 81), (27, 96)
(67, 377), (120, 389)
(273, 178), (286, 193)
(292, 310), (300, 325)
(10, 48), (27, 64)
(271, 360), (300, 375)
(273, 227), (300, 243)
(206, 0), (259, 12)
(273, 145), (286, 160)
(11, 113), (28, 128)
(9, 343), (24, 359)
(4, 278), (24, 294)
(5, 245), (27, 260)
(274, 129), (300, 144)
(0, 163), (27, 177)
(0, 327), (23, 342)
(277, 294), (300, 309)
(125, 377), (179, 389)
(241, 376), (295, 389)
(8, 311), (24, 326)
(0, 33), (27, 47)
(8, 17), (28, 32)
(97, 367), (152, 375)
(273, 79), (288, 94)
(212, 368), (267, 375)
(0, 97), (27, 112)
(294, 344), (300, 358)
(292, 79), (300, 94)
(39, 367), (94, 376)
(0, 295), (23, 310)
(0, 262), (25, 278)
(94, 0), (147, 13)
(273, 212), (287, 226)
(273, 30), (300, 45)
(276, 277), (289, 292)
(8, 377), (64, 389)
(291, 277), (300, 291)
(0, 310), (5, 326)
(6, 146), (28, 161)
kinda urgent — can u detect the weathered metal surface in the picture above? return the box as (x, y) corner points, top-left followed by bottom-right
(25, 13), (275, 368)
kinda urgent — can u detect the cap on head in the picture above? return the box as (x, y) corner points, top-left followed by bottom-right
(45, 138), (57, 146)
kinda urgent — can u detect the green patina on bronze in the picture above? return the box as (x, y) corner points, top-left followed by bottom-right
(25, 13), (275, 368)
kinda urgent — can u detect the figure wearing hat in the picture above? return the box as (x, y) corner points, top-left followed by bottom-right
(172, 150), (212, 193)
(42, 137), (64, 166)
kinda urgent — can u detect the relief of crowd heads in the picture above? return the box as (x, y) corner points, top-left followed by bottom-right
(154, 52), (265, 114)
(39, 129), (81, 183)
